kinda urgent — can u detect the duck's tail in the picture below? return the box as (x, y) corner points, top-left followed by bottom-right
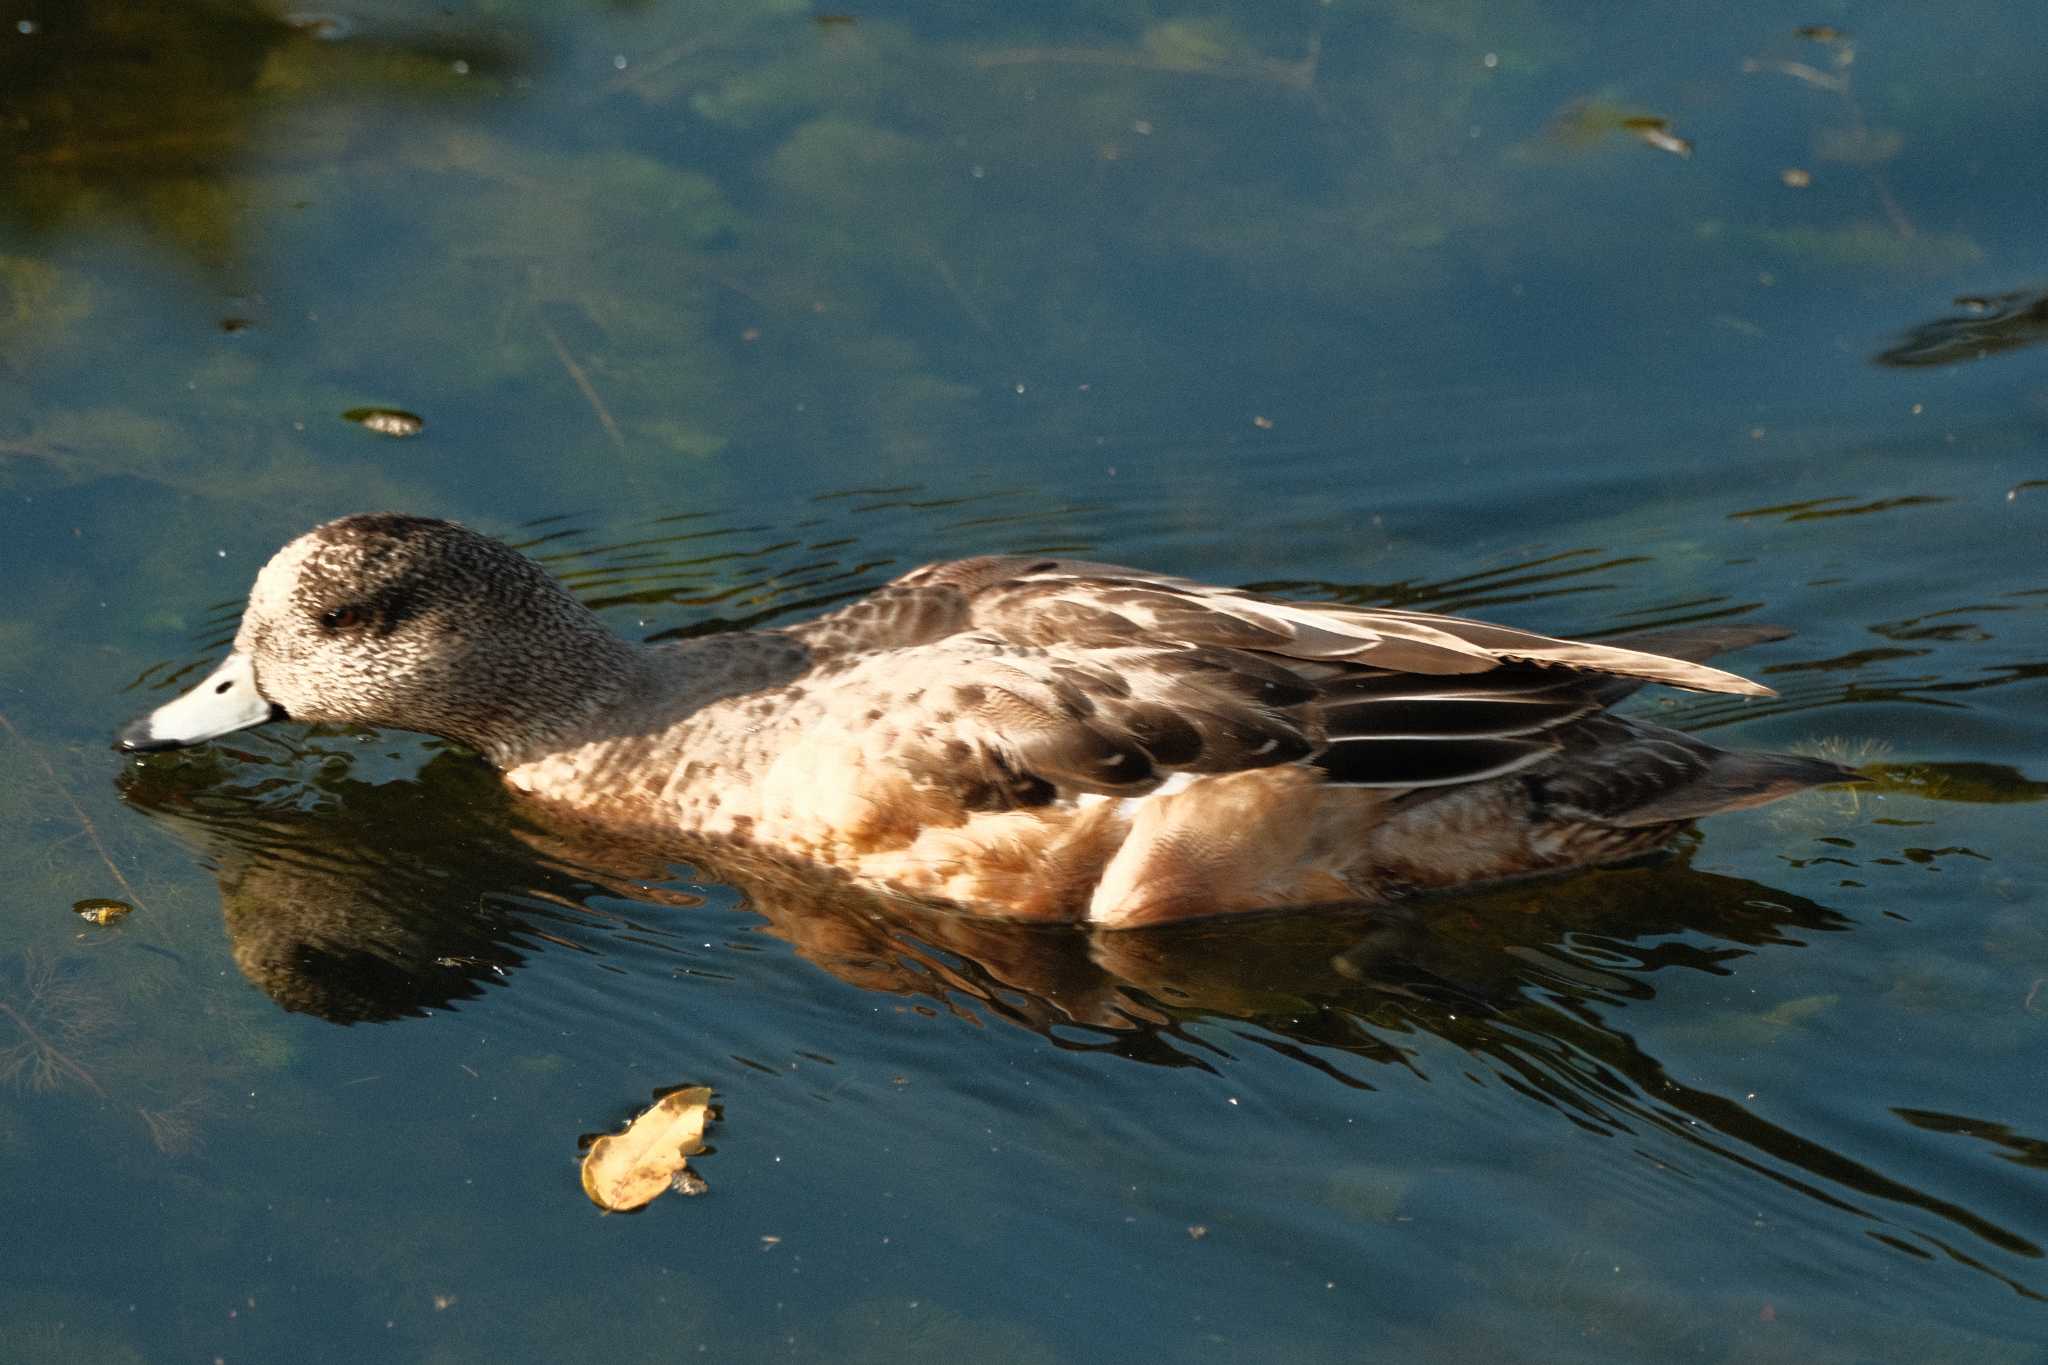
(1556, 624), (1867, 823)
(1522, 708), (1867, 830)
(1593, 745), (1867, 827)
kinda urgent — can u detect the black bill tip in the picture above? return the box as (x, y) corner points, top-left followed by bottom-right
(116, 717), (185, 753)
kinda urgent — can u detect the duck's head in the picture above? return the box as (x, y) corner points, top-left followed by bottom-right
(118, 514), (627, 762)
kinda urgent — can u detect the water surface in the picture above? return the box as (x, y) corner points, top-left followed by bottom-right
(4, 2), (2047, 1360)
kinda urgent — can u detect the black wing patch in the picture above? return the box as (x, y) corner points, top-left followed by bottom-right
(1315, 736), (1559, 787)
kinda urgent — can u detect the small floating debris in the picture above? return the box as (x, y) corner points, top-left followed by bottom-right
(1620, 115), (1692, 159)
(1549, 102), (1693, 159)
(73, 898), (133, 926)
(344, 407), (424, 438)
(1795, 24), (1848, 43)
(1780, 167), (1813, 188)
(581, 1085), (713, 1212)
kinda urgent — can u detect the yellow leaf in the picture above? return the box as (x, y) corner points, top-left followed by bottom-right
(581, 1086), (713, 1212)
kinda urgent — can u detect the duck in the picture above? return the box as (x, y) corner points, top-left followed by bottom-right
(119, 513), (1859, 926)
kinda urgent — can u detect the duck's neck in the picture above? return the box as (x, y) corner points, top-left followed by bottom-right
(472, 627), (812, 772)
(460, 613), (646, 770)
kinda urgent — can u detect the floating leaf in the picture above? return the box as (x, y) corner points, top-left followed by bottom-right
(343, 407), (425, 437)
(1620, 115), (1692, 159)
(72, 898), (133, 926)
(580, 1085), (713, 1212)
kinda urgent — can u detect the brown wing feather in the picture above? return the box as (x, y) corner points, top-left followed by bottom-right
(782, 557), (1788, 811)
(783, 583), (974, 655)
(880, 557), (1775, 696)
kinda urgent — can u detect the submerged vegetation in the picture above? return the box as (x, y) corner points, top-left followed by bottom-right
(0, 705), (282, 1162)
(0, 949), (112, 1099)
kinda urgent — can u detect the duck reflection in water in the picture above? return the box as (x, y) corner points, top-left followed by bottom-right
(115, 740), (1852, 1042)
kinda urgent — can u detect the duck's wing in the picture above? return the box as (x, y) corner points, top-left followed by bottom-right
(782, 556), (1194, 655)
(781, 557), (1787, 806)
(814, 631), (1665, 808)
(792, 557), (1777, 698)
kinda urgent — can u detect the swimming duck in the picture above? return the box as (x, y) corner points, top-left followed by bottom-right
(120, 514), (1857, 925)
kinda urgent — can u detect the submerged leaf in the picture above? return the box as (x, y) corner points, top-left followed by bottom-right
(1859, 762), (2048, 804)
(581, 1085), (713, 1212)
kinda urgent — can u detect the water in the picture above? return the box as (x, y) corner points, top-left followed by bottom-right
(4, 2), (2047, 1360)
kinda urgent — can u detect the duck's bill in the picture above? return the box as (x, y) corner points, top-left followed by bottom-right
(117, 651), (285, 752)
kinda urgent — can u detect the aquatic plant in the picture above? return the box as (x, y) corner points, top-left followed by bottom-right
(0, 949), (112, 1099)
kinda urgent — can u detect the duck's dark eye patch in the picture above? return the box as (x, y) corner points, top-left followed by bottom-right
(319, 606), (366, 631)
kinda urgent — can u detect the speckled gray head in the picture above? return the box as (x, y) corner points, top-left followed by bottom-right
(118, 514), (634, 763)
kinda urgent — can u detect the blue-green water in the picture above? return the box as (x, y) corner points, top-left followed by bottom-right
(5, 2), (2047, 1360)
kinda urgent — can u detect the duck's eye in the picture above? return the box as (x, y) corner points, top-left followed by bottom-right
(319, 606), (365, 631)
